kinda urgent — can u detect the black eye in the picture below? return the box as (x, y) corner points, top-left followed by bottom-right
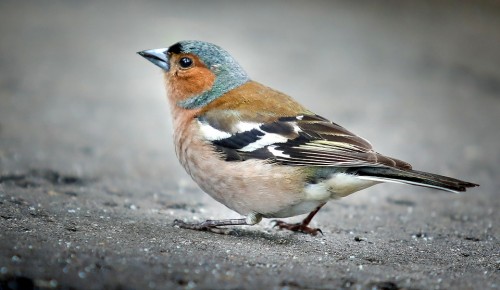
(179, 57), (193, 68)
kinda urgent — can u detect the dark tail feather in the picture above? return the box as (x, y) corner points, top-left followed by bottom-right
(348, 167), (479, 193)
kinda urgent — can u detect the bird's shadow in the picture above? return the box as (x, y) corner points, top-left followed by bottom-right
(173, 223), (309, 245)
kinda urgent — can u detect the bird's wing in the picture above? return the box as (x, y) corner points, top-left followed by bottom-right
(197, 111), (412, 169)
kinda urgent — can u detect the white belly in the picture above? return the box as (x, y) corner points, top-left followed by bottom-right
(173, 114), (379, 218)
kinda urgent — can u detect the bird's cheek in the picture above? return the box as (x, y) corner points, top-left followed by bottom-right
(166, 68), (216, 102)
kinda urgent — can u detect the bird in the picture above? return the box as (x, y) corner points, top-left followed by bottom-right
(138, 40), (479, 235)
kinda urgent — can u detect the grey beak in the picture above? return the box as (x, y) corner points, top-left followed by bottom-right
(137, 48), (169, 71)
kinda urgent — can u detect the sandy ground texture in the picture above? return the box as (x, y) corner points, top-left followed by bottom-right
(0, 1), (499, 289)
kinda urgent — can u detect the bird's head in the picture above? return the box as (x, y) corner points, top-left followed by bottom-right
(138, 40), (249, 109)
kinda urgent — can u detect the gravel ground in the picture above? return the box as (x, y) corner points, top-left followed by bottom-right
(0, 1), (499, 289)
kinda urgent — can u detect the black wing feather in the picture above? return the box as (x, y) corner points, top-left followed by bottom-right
(199, 114), (411, 169)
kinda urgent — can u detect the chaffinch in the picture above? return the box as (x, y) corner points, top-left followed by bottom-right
(138, 40), (478, 235)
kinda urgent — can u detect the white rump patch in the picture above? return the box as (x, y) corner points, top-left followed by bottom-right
(303, 173), (378, 198)
(326, 173), (379, 197)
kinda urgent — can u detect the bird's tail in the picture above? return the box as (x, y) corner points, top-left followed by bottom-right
(347, 167), (479, 193)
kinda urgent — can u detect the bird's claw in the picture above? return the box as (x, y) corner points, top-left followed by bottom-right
(272, 220), (323, 236)
(173, 219), (234, 235)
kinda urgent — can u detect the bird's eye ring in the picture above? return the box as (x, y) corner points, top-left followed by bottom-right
(179, 57), (193, 69)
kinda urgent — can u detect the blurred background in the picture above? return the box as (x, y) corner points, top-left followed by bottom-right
(0, 1), (498, 289)
(1, 0), (498, 188)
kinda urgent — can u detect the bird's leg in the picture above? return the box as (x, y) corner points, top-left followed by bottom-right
(173, 213), (262, 235)
(173, 218), (248, 234)
(273, 204), (325, 236)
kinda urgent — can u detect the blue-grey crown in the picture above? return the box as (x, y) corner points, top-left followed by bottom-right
(170, 40), (250, 109)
